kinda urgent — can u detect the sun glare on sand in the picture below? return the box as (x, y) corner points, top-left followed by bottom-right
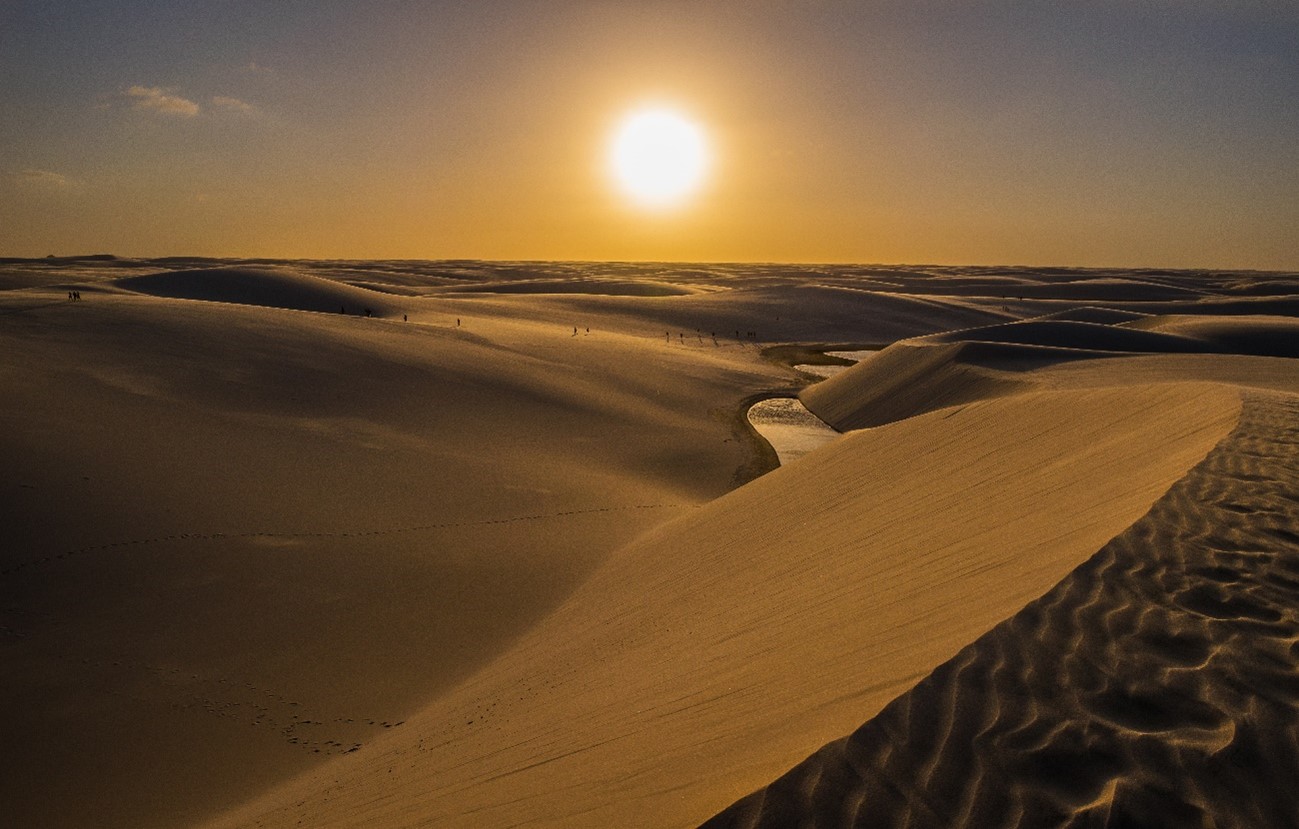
(609, 107), (709, 209)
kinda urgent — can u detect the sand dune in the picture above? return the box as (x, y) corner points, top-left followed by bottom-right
(802, 311), (1299, 430)
(704, 389), (1299, 828)
(200, 383), (1239, 829)
(800, 340), (1033, 430)
(703, 302), (1299, 827)
(1, 269), (789, 828)
(440, 276), (703, 296)
(4, 259), (1299, 829)
(421, 280), (1010, 351)
(116, 266), (410, 317)
(1121, 314), (1299, 358)
(1034, 306), (1152, 324)
(917, 319), (1213, 353)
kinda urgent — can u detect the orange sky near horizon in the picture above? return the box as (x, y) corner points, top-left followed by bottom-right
(2, 1), (1296, 269)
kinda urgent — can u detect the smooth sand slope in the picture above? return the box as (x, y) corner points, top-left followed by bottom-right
(706, 311), (1299, 827)
(3, 259), (1299, 829)
(705, 389), (1299, 828)
(202, 383), (1238, 829)
(3, 262), (794, 829)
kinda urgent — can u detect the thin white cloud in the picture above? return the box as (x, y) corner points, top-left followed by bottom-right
(126, 85), (200, 116)
(212, 95), (255, 114)
(14, 168), (75, 189)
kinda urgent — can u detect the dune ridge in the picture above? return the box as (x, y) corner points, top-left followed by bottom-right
(803, 310), (1299, 430)
(116, 266), (408, 316)
(703, 389), (1299, 828)
(198, 382), (1239, 829)
(800, 340), (1032, 429)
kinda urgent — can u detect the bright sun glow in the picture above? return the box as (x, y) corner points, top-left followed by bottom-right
(609, 107), (709, 208)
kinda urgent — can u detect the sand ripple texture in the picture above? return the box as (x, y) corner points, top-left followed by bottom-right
(704, 390), (1299, 829)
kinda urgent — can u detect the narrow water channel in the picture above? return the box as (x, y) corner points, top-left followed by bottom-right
(747, 349), (877, 466)
(746, 398), (841, 466)
(793, 349), (878, 378)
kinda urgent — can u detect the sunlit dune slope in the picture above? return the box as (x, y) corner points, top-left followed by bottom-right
(704, 388), (1299, 829)
(202, 383), (1238, 829)
(800, 340), (1034, 430)
(705, 309), (1299, 829)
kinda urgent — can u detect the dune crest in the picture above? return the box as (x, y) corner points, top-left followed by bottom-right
(800, 340), (1031, 429)
(200, 383), (1240, 829)
(116, 266), (407, 316)
(703, 389), (1299, 828)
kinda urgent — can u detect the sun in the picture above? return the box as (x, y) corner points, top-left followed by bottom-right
(608, 107), (709, 209)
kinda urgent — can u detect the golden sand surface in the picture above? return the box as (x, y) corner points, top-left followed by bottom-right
(2, 258), (1298, 828)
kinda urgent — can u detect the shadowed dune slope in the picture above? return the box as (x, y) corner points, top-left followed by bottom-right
(976, 277), (1209, 302)
(439, 277), (702, 296)
(1120, 314), (1299, 358)
(0, 288), (786, 829)
(703, 389), (1299, 829)
(116, 266), (408, 316)
(202, 383), (1239, 829)
(1034, 307), (1151, 324)
(918, 313), (1299, 360)
(917, 319), (1212, 353)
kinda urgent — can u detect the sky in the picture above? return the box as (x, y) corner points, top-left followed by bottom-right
(2, 0), (1296, 268)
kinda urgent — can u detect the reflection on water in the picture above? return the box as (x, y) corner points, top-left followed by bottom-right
(747, 398), (841, 466)
(750, 349), (874, 466)
(794, 349), (878, 378)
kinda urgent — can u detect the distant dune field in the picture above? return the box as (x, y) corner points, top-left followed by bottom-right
(3, 259), (1299, 829)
